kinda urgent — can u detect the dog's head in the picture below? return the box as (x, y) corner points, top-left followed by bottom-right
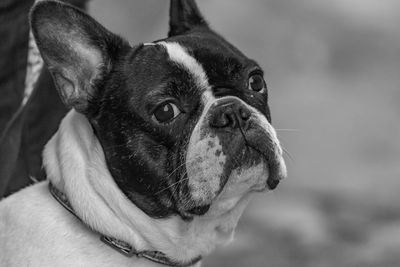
(31, 0), (286, 220)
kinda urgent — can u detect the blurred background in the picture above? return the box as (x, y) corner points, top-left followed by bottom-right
(89, 0), (400, 266)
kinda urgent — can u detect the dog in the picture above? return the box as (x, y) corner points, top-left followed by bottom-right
(0, 0), (287, 266)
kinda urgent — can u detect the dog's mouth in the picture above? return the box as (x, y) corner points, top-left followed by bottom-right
(224, 129), (286, 191)
(246, 144), (282, 191)
(183, 146), (273, 217)
(179, 131), (286, 218)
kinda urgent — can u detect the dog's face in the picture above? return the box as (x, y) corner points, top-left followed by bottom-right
(31, 0), (286, 220)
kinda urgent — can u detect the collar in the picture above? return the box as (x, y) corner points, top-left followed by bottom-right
(48, 182), (202, 267)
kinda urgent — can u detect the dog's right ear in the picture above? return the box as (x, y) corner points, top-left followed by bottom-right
(168, 0), (209, 37)
(30, 1), (128, 113)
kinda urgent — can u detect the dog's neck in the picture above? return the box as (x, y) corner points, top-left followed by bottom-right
(43, 110), (250, 263)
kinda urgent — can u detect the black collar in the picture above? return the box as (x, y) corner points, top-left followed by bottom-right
(48, 182), (202, 267)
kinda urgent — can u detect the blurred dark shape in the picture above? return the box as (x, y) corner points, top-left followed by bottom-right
(0, 0), (33, 141)
(0, 0), (88, 198)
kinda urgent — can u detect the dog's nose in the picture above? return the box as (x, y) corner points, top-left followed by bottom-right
(209, 99), (251, 130)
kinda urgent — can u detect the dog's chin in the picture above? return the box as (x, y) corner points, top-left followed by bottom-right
(182, 155), (272, 218)
(181, 129), (286, 219)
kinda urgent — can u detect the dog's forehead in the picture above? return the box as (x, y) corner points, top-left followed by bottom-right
(166, 33), (260, 85)
(157, 41), (210, 91)
(123, 41), (208, 101)
(125, 33), (259, 99)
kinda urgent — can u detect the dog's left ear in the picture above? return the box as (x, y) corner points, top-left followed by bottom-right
(30, 1), (128, 113)
(168, 0), (209, 37)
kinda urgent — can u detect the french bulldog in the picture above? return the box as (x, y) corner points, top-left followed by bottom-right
(0, 0), (287, 266)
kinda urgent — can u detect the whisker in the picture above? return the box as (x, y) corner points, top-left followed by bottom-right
(166, 170), (190, 204)
(275, 136), (294, 163)
(275, 128), (301, 132)
(281, 146), (294, 163)
(156, 176), (190, 195)
(163, 157), (197, 181)
(155, 158), (199, 195)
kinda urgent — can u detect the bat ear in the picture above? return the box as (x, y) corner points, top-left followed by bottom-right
(168, 0), (209, 37)
(30, 1), (128, 113)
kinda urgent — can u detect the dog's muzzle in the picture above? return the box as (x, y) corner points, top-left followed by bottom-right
(209, 98), (282, 189)
(183, 96), (286, 216)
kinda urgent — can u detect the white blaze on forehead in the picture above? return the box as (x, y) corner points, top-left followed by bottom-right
(158, 41), (210, 91)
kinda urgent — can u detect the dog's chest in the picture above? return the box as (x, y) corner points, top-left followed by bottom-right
(0, 182), (173, 267)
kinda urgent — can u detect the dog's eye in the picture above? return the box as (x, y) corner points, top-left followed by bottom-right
(248, 74), (266, 93)
(152, 102), (181, 124)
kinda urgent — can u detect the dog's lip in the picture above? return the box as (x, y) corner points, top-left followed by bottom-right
(178, 135), (285, 219)
(267, 178), (280, 190)
(236, 126), (285, 190)
(186, 204), (211, 216)
(246, 143), (284, 190)
(180, 147), (283, 219)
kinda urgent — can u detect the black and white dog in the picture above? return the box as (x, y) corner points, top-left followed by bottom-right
(0, 0), (287, 266)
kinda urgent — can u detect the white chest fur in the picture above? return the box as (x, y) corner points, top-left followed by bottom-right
(0, 182), (169, 267)
(0, 110), (249, 266)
